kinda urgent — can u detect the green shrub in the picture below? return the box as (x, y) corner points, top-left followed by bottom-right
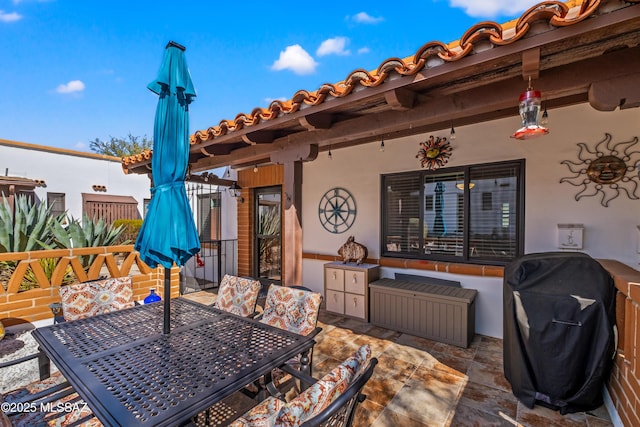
(113, 219), (143, 245)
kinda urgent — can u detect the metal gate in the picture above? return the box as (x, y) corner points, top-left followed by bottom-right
(182, 182), (237, 294)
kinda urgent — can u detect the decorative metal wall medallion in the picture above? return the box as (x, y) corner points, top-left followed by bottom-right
(416, 135), (452, 170)
(560, 133), (640, 207)
(318, 187), (356, 234)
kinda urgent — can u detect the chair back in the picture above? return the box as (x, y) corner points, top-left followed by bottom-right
(59, 276), (133, 321)
(276, 345), (374, 427)
(260, 284), (322, 336)
(300, 358), (377, 427)
(213, 274), (262, 317)
(228, 345), (376, 427)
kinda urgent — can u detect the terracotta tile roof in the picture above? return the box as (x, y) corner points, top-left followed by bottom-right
(121, 0), (639, 172)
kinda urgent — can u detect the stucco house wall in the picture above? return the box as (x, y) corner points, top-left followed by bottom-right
(302, 102), (640, 339)
(0, 139), (150, 219)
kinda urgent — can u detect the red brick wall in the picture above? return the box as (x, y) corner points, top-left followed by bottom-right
(599, 260), (640, 427)
(236, 165), (284, 279)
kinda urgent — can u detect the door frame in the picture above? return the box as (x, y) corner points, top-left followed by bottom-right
(253, 185), (282, 286)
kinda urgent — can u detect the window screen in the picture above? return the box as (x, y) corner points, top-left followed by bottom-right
(47, 192), (66, 217)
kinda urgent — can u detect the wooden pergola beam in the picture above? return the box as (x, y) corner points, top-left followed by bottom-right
(385, 88), (416, 110)
(299, 113), (333, 130)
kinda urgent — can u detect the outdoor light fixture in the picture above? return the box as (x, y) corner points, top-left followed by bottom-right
(253, 164), (258, 173)
(328, 146), (333, 160)
(456, 182), (475, 190)
(449, 123), (456, 141)
(224, 167), (231, 178)
(511, 77), (549, 140)
(541, 104), (549, 125)
(380, 138), (385, 152)
(229, 182), (244, 203)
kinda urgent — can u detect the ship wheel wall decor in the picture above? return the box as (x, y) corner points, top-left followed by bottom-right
(560, 133), (640, 207)
(416, 135), (452, 170)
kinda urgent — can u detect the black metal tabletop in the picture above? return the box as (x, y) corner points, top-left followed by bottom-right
(32, 298), (315, 427)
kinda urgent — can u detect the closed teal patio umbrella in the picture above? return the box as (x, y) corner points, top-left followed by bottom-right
(135, 41), (200, 334)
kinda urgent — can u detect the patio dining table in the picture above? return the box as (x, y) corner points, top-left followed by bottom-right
(32, 298), (315, 427)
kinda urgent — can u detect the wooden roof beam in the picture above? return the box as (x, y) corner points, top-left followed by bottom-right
(299, 113), (333, 130)
(522, 48), (540, 81)
(589, 72), (640, 111)
(241, 130), (275, 145)
(384, 88), (416, 110)
(270, 143), (319, 164)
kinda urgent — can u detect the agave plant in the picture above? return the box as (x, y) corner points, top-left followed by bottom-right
(48, 214), (125, 268)
(0, 195), (55, 291)
(20, 258), (76, 291)
(0, 194), (53, 253)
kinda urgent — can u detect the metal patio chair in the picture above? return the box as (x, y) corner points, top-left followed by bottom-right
(257, 284), (323, 397)
(220, 344), (377, 427)
(211, 274), (262, 318)
(0, 331), (98, 426)
(3, 278), (134, 426)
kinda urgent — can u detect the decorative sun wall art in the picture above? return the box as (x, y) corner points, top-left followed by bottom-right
(560, 133), (640, 207)
(416, 135), (452, 170)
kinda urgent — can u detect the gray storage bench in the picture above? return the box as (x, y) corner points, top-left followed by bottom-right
(369, 278), (478, 348)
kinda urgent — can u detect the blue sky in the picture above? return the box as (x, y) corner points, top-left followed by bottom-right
(1, 0), (541, 151)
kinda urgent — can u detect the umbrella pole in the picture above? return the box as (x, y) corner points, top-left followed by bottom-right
(163, 266), (171, 334)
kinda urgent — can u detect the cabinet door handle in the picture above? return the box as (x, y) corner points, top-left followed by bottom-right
(332, 272), (337, 280)
(352, 274), (357, 284)
(353, 297), (358, 307)
(334, 293), (338, 303)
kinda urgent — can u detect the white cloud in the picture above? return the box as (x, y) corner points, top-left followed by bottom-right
(74, 141), (87, 150)
(265, 97), (288, 104)
(449, 0), (534, 18)
(357, 47), (370, 54)
(0, 10), (22, 22)
(56, 80), (85, 94)
(351, 12), (383, 24)
(317, 37), (350, 57)
(271, 45), (318, 75)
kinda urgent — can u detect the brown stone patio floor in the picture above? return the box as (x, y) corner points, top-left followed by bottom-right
(182, 291), (613, 427)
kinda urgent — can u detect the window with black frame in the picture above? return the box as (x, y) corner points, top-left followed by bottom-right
(381, 159), (524, 264)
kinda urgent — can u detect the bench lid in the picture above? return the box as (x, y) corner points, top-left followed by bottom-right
(369, 278), (477, 303)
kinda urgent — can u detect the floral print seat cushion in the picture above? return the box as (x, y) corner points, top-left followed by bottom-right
(259, 284), (323, 389)
(2, 372), (101, 426)
(229, 345), (372, 427)
(212, 275), (262, 317)
(227, 396), (285, 427)
(59, 277), (134, 321)
(260, 284), (322, 336)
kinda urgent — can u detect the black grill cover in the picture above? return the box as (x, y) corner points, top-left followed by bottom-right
(503, 252), (616, 414)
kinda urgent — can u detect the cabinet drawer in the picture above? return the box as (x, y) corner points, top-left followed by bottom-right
(325, 268), (345, 291)
(326, 290), (344, 314)
(344, 293), (366, 319)
(344, 271), (366, 294)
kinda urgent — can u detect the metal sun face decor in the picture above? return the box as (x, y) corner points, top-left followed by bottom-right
(560, 133), (640, 207)
(416, 135), (452, 170)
